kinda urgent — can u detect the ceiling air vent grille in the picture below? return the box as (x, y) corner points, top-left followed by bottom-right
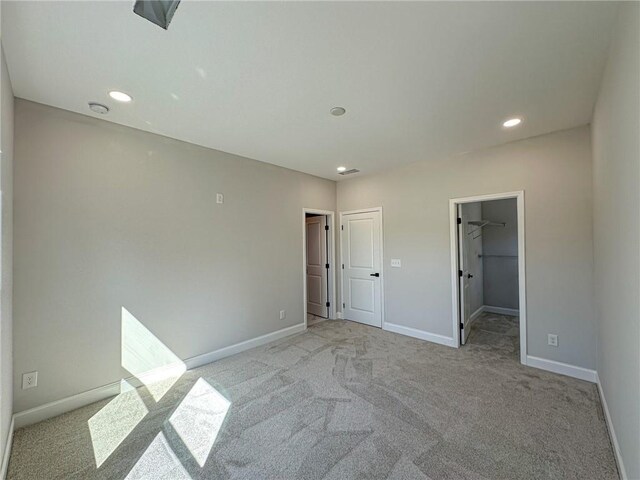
(338, 169), (360, 176)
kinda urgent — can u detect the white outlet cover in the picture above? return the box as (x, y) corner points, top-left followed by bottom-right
(22, 371), (38, 390)
(216, 193), (224, 204)
(391, 259), (401, 267)
(547, 334), (558, 347)
(279, 310), (286, 320)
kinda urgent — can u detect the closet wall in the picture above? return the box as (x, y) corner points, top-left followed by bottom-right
(481, 199), (519, 311)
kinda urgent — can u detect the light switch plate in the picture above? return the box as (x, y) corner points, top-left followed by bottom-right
(391, 259), (401, 268)
(216, 193), (224, 204)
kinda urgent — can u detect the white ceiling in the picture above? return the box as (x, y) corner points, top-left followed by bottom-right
(1, 1), (618, 180)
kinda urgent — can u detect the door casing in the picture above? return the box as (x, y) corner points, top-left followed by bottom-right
(339, 207), (385, 329)
(449, 191), (527, 365)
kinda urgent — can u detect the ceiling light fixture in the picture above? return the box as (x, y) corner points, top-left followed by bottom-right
(502, 117), (522, 128)
(330, 107), (346, 117)
(88, 102), (109, 114)
(109, 91), (133, 102)
(337, 166), (347, 172)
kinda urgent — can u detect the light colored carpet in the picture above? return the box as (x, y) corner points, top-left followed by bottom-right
(8, 318), (618, 479)
(307, 313), (327, 327)
(467, 312), (520, 358)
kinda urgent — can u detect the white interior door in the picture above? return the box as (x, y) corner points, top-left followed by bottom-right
(458, 204), (472, 344)
(306, 216), (328, 318)
(341, 210), (382, 328)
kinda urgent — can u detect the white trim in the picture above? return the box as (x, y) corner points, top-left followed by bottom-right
(336, 311), (343, 319)
(302, 209), (337, 325)
(596, 373), (628, 479)
(482, 305), (520, 317)
(339, 207), (385, 329)
(384, 322), (456, 347)
(13, 322), (305, 429)
(0, 417), (14, 480)
(525, 355), (597, 383)
(469, 305), (484, 324)
(449, 190), (527, 365)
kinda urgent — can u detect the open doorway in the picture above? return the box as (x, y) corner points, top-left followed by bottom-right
(449, 192), (527, 364)
(303, 209), (336, 327)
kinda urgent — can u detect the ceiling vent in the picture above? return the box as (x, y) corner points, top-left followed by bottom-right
(338, 169), (360, 176)
(133, 0), (181, 30)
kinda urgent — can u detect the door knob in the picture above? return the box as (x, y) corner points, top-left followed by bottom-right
(370, 273), (380, 277)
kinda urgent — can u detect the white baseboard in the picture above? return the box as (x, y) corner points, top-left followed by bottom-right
(0, 416), (14, 480)
(469, 306), (484, 324)
(596, 373), (628, 480)
(336, 312), (343, 319)
(482, 305), (520, 316)
(383, 322), (456, 348)
(525, 355), (597, 383)
(13, 323), (306, 429)
(182, 323), (305, 370)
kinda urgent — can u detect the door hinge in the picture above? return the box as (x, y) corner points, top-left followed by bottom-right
(458, 270), (463, 277)
(325, 225), (329, 231)
(457, 217), (462, 225)
(342, 302), (346, 308)
(325, 263), (330, 269)
(460, 322), (464, 330)
(341, 225), (344, 231)
(326, 302), (330, 307)
(342, 264), (344, 269)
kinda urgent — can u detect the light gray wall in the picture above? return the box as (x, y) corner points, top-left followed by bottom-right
(460, 202), (483, 314)
(13, 100), (336, 412)
(337, 126), (595, 369)
(591, 3), (639, 478)
(0, 44), (13, 459)
(481, 199), (518, 310)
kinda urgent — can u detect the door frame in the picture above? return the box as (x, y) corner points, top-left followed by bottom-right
(303, 208), (337, 327)
(448, 191), (527, 365)
(339, 207), (385, 328)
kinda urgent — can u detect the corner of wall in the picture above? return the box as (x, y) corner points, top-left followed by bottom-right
(0, 40), (15, 477)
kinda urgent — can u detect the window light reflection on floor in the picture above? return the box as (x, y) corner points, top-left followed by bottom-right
(168, 377), (230, 467)
(88, 379), (148, 467)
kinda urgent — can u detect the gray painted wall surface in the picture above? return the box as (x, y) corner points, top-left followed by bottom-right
(481, 199), (518, 310)
(13, 100), (336, 412)
(0, 44), (14, 460)
(592, 3), (640, 478)
(337, 126), (595, 369)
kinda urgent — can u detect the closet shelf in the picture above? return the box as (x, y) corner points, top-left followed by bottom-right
(466, 219), (506, 237)
(468, 220), (506, 228)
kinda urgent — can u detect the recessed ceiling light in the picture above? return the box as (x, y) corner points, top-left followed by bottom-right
(109, 91), (133, 102)
(330, 107), (346, 117)
(502, 117), (522, 128)
(88, 102), (109, 114)
(337, 166), (347, 172)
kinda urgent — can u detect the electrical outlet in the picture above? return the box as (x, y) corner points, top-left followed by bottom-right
(391, 259), (401, 268)
(548, 334), (558, 347)
(279, 310), (286, 320)
(216, 193), (224, 204)
(22, 371), (38, 390)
